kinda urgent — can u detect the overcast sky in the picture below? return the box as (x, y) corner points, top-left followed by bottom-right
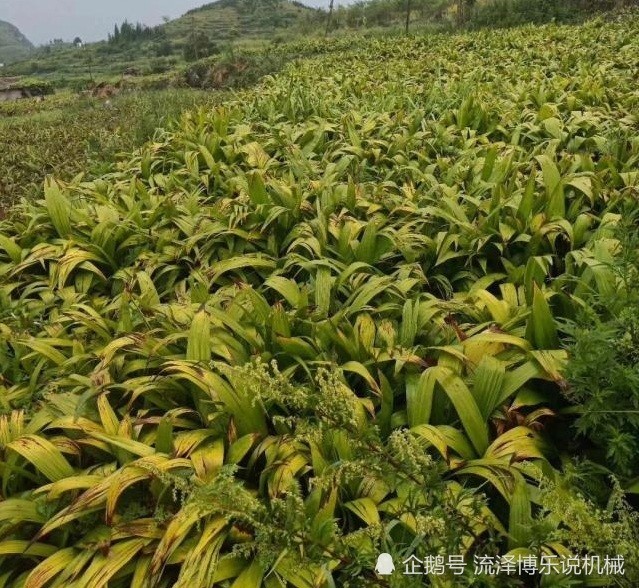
(0, 0), (333, 46)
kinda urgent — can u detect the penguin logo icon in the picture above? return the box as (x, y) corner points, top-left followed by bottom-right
(375, 553), (395, 575)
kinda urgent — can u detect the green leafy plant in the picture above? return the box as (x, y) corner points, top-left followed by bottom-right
(0, 11), (639, 587)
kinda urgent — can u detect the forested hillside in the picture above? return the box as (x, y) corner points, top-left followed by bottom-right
(0, 20), (32, 64)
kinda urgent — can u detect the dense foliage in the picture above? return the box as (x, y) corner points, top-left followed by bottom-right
(0, 11), (639, 588)
(469, 0), (622, 28)
(0, 90), (220, 209)
(562, 215), (639, 482)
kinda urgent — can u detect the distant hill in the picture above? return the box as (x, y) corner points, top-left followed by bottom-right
(0, 20), (33, 64)
(1, 0), (322, 84)
(164, 0), (320, 43)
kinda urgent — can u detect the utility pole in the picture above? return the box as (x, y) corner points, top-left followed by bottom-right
(325, 0), (335, 36)
(405, 0), (412, 34)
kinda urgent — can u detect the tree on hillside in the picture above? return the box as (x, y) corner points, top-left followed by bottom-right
(456, 0), (476, 26)
(109, 24), (120, 43)
(107, 20), (162, 45)
(154, 38), (173, 57)
(423, 0), (449, 21)
(183, 30), (218, 61)
(326, 0), (335, 34)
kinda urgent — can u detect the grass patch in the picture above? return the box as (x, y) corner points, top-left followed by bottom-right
(0, 89), (221, 210)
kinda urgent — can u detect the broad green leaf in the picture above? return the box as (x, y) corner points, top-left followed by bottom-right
(526, 285), (559, 349)
(536, 154), (565, 218)
(0, 499), (45, 524)
(265, 276), (302, 308)
(406, 369), (437, 427)
(7, 435), (75, 482)
(25, 547), (77, 588)
(473, 356), (505, 420)
(508, 476), (532, 550)
(77, 539), (147, 588)
(0, 541), (58, 558)
(344, 498), (380, 525)
(187, 309), (212, 362)
(436, 370), (489, 456)
(43, 178), (72, 238)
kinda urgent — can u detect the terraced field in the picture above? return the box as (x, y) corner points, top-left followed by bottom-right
(0, 12), (638, 588)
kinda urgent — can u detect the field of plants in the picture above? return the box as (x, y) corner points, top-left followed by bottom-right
(0, 10), (638, 588)
(0, 90), (222, 210)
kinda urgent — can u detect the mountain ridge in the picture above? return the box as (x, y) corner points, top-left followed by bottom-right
(163, 0), (319, 44)
(1, 0), (321, 82)
(0, 20), (33, 64)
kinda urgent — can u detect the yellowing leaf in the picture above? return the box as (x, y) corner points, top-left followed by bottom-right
(243, 142), (271, 169)
(526, 285), (559, 349)
(344, 497), (380, 525)
(43, 178), (72, 238)
(7, 435), (74, 482)
(187, 309), (212, 362)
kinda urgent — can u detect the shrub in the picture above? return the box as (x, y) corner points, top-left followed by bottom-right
(469, 0), (618, 28)
(563, 212), (639, 480)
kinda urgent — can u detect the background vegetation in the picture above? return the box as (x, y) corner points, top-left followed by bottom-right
(0, 90), (220, 210)
(5, 0), (637, 88)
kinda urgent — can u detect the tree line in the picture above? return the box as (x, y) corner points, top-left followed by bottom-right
(108, 20), (167, 45)
(322, 0), (635, 34)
